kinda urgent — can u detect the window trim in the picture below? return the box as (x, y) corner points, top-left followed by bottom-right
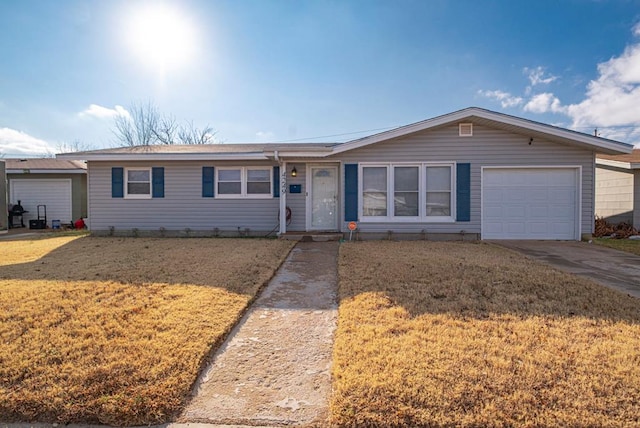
(124, 167), (152, 199)
(358, 162), (456, 223)
(216, 166), (273, 199)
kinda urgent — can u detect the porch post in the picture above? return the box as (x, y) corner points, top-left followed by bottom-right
(279, 161), (287, 235)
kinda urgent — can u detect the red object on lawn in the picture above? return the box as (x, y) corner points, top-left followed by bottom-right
(74, 218), (85, 229)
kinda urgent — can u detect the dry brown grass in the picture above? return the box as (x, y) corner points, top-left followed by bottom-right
(594, 237), (640, 256)
(0, 235), (293, 426)
(331, 241), (640, 427)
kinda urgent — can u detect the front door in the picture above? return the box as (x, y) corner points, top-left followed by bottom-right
(309, 165), (338, 231)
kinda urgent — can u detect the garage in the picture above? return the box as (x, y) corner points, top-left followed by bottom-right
(482, 167), (580, 240)
(9, 179), (72, 227)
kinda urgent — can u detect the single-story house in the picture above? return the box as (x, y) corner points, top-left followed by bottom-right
(6, 158), (87, 228)
(58, 107), (632, 240)
(595, 149), (640, 226)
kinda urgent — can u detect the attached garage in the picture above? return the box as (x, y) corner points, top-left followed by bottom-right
(482, 167), (580, 240)
(9, 179), (73, 227)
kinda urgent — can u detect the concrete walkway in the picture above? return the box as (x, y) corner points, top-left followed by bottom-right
(180, 241), (339, 427)
(495, 240), (640, 298)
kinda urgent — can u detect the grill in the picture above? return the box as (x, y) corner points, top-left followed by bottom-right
(8, 200), (28, 228)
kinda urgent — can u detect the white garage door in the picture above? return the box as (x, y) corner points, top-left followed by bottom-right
(482, 168), (579, 240)
(10, 179), (72, 227)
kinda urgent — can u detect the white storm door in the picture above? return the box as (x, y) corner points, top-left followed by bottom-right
(309, 165), (338, 231)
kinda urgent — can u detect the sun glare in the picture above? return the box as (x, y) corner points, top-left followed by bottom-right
(125, 4), (197, 73)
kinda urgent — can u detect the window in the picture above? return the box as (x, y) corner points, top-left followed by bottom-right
(425, 166), (452, 217)
(360, 163), (455, 222)
(247, 169), (271, 195)
(125, 168), (151, 198)
(217, 167), (272, 198)
(218, 169), (242, 195)
(394, 166), (419, 216)
(362, 166), (387, 217)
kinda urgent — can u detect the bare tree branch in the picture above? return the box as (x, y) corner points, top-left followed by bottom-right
(112, 101), (219, 146)
(113, 101), (160, 146)
(56, 140), (92, 154)
(153, 115), (178, 145)
(177, 120), (217, 144)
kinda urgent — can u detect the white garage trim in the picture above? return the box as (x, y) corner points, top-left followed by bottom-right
(481, 166), (582, 240)
(9, 178), (73, 227)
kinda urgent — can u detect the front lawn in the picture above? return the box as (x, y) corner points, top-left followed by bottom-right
(594, 237), (640, 256)
(0, 235), (293, 426)
(332, 241), (640, 427)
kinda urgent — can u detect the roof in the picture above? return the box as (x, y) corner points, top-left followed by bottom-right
(58, 143), (338, 161)
(5, 158), (87, 173)
(596, 149), (640, 169)
(57, 107), (633, 161)
(331, 107), (632, 155)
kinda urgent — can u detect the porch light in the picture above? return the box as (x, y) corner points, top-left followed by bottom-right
(291, 166), (297, 177)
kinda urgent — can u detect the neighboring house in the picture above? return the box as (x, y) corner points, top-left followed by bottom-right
(6, 158), (87, 228)
(595, 149), (640, 226)
(58, 107), (632, 240)
(0, 160), (7, 232)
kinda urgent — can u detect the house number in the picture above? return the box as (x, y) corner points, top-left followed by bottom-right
(280, 171), (287, 194)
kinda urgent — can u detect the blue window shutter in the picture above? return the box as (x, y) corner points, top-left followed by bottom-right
(456, 163), (471, 222)
(112, 167), (124, 198)
(273, 166), (280, 197)
(344, 164), (358, 222)
(202, 167), (215, 197)
(152, 167), (164, 198)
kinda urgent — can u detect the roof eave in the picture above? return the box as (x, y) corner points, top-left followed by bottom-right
(330, 107), (633, 155)
(7, 169), (87, 174)
(57, 153), (271, 161)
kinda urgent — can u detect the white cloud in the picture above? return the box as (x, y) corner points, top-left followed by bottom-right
(477, 90), (523, 108)
(634, 22), (640, 37)
(565, 44), (640, 128)
(524, 92), (565, 114)
(524, 66), (558, 86)
(0, 128), (55, 156)
(255, 131), (275, 141)
(78, 104), (130, 119)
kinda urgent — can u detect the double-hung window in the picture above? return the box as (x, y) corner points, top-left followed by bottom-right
(362, 166), (388, 217)
(217, 167), (272, 198)
(125, 167), (151, 199)
(360, 163), (454, 221)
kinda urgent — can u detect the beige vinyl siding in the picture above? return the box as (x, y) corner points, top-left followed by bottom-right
(88, 161), (281, 232)
(329, 123), (594, 236)
(595, 165), (634, 225)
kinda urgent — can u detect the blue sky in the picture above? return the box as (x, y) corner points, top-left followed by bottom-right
(1, 0), (640, 156)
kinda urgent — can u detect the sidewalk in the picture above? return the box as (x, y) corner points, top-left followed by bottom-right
(180, 241), (339, 427)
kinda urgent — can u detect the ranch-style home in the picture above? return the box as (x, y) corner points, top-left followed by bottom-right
(57, 107), (632, 240)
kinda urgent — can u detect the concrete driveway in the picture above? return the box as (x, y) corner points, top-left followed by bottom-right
(494, 241), (640, 299)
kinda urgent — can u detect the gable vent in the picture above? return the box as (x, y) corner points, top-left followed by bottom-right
(459, 123), (473, 137)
